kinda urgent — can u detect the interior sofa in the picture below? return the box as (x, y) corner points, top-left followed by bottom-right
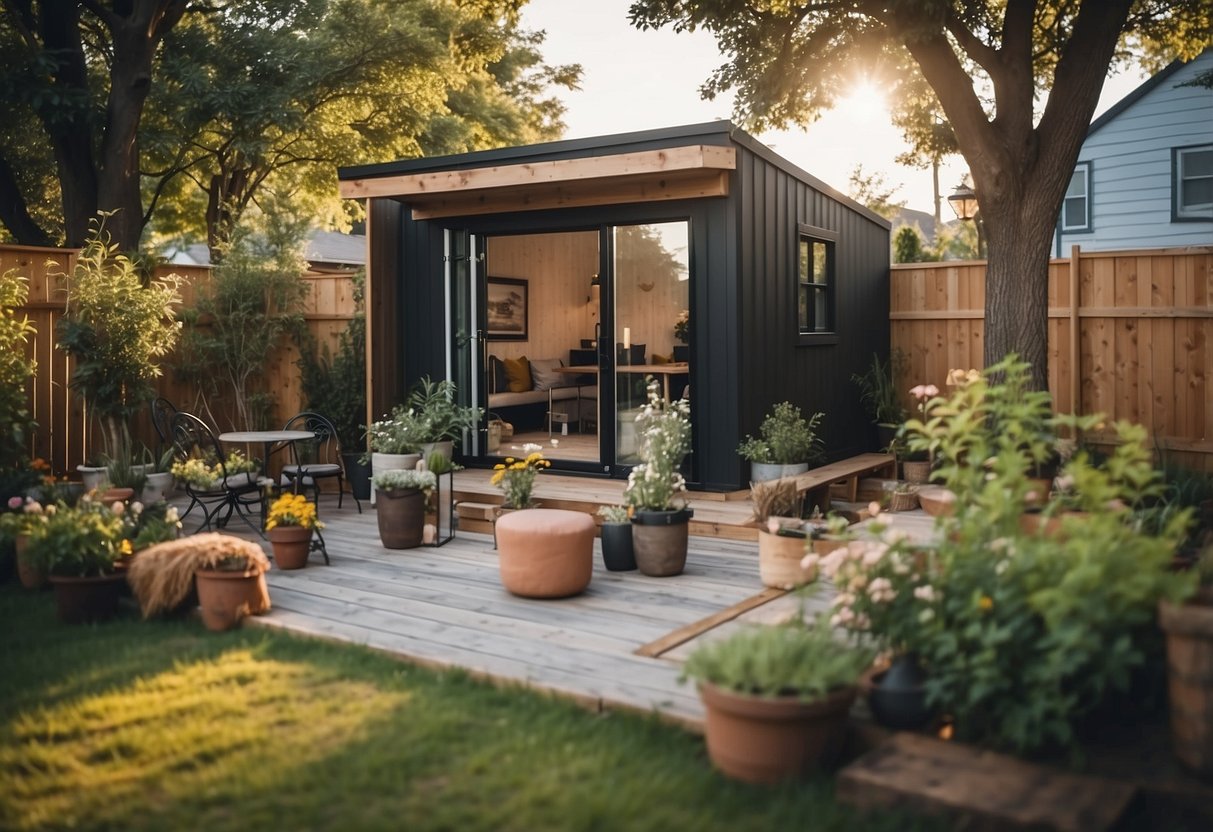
(488, 354), (596, 427)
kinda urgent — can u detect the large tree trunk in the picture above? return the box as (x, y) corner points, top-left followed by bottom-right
(0, 157), (53, 247)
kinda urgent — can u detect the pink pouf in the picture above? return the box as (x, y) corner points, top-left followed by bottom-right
(496, 508), (595, 598)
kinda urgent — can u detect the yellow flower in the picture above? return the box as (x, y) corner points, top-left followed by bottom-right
(978, 595), (993, 611)
(119, 539), (133, 556)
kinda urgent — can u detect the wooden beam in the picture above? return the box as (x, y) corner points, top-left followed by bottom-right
(408, 169), (730, 221)
(634, 588), (788, 658)
(339, 145), (737, 200)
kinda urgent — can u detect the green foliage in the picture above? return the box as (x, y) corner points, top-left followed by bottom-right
(598, 504), (630, 524)
(682, 618), (873, 701)
(176, 230), (307, 430)
(103, 453), (147, 494)
(372, 468), (436, 493)
(847, 164), (904, 221)
(737, 401), (823, 464)
(407, 376), (482, 443)
(125, 502), (182, 552)
(0, 270), (37, 471)
(298, 270), (367, 450)
(57, 224), (184, 457)
(24, 498), (124, 578)
(852, 351), (908, 426)
(893, 225), (931, 264)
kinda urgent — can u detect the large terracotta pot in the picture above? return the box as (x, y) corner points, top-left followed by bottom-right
(631, 508), (693, 577)
(376, 488), (425, 549)
(698, 681), (858, 783)
(757, 529), (813, 589)
(49, 572), (126, 624)
(194, 567), (271, 631)
(269, 526), (313, 570)
(1159, 599), (1213, 779)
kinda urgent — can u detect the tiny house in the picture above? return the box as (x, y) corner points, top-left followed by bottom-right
(338, 121), (890, 491)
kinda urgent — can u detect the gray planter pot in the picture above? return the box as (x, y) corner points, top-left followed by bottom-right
(631, 507), (693, 577)
(750, 461), (809, 483)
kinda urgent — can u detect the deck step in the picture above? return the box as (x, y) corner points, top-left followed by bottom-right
(837, 733), (1136, 831)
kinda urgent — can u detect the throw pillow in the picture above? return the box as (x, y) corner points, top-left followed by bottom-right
(503, 356), (531, 392)
(489, 355), (509, 394)
(651, 353), (671, 365)
(530, 358), (565, 391)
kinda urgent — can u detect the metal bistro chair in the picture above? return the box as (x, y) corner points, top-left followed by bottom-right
(170, 411), (265, 535)
(150, 396), (178, 446)
(279, 411), (362, 514)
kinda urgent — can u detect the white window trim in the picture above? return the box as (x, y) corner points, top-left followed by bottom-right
(1176, 145), (1213, 220)
(1061, 162), (1092, 233)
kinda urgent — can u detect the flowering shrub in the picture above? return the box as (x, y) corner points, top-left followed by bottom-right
(625, 382), (691, 511)
(265, 493), (324, 531)
(820, 354), (1197, 754)
(170, 451), (257, 489)
(365, 405), (427, 456)
(491, 444), (550, 508)
(123, 501), (182, 551)
(372, 468), (437, 493)
(23, 496), (125, 577)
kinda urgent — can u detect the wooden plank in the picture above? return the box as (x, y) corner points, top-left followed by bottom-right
(339, 145), (737, 199)
(837, 733), (1136, 832)
(784, 454), (897, 496)
(634, 587), (787, 658)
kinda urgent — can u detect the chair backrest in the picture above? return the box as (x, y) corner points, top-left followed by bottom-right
(282, 411), (340, 465)
(169, 411), (227, 477)
(151, 397), (178, 444)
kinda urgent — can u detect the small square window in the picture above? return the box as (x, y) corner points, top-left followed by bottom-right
(1176, 145), (1213, 220)
(1060, 162), (1092, 232)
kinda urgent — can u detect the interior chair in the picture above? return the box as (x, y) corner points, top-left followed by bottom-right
(170, 411), (265, 534)
(279, 411), (361, 514)
(150, 397), (178, 446)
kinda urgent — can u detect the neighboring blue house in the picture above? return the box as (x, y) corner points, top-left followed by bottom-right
(1054, 49), (1212, 255)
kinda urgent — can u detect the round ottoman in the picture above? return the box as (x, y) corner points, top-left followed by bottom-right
(496, 508), (595, 598)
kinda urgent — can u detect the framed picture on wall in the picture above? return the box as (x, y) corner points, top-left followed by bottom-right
(486, 276), (528, 340)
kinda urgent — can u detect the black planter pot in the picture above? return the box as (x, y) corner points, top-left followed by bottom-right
(867, 653), (934, 730)
(600, 523), (636, 571)
(343, 453), (372, 501)
(875, 423), (899, 453)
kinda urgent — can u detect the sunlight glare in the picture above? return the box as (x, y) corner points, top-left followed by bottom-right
(837, 80), (887, 124)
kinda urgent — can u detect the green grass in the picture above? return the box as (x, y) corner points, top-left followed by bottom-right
(0, 583), (932, 832)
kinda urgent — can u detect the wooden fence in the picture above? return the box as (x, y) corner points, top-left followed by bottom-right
(3, 244), (358, 475)
(891, 245), (1213, 472)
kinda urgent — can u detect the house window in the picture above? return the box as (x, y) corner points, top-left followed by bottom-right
(1175, 145), (1213, 221)
(797, 228), (834, 335)
(1061, 162), (1092, 232)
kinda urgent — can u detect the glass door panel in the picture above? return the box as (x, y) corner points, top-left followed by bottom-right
(446, 229), (484, 455)
(612, 221), (690, 466)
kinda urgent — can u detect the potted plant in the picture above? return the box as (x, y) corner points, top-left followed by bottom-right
(373, 467), (435, 550)
(24, 496), (127, 623)
(56, 225), (183, 470)
(1159, 547), (1213, 777)
(624, 381), (693, 577)
(407, 376), (482, 460)
(365, 405), (425, 506)
(682, 617), (873, 783)
(191, 533), (273, 631)
(597, 505), (636, 571)
(0, 496), (51, 589)
(264, 492), (324, 569)
(737, 402), (823, 483)
(750, 478), (813, 589)
(101, 451), (147, 502)
(139, 446), (177, 504)
(851, 350), (908, 449)
(491, 445), (551, 546)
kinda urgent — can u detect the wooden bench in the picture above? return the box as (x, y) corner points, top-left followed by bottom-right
(772, 453), (897, 511)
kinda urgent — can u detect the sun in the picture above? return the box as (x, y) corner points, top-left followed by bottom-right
(836, 79), (888, 124)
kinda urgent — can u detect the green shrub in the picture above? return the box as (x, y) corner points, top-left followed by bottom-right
(737, 401), (823, 464)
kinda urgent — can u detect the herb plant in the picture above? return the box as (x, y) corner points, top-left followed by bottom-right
(737, 402), (823, 465)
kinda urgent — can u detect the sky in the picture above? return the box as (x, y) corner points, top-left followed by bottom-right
(518, 0), (1151, 215)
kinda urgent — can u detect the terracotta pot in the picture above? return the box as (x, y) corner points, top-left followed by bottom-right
(195, 567), (271, 631)
(99, 487), (135, 503)
(497, 508), (595, 598)
(757, 529), (813, 589)
(631, 508), (693, 577)
(376, 488), (425, 549)
(49, 572), (126, 624)
(269, 525), (313, 569)
(917, 486), (956, 518)
(14, 534), (47, 590)
(600, 522), (636, 571)
(698, 681), (857, 783)
(1159, 599), (1213, 779)
(1019, 510), (1089, 538)
(901, 460), (931, 484)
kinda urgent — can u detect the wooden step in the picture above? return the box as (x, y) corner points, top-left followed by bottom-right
(837, 733), (1136, 832)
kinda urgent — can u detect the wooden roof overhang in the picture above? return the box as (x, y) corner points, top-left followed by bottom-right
(338, 144), (736, 220)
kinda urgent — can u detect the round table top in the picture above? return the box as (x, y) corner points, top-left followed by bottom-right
(218, 430), (315, 443)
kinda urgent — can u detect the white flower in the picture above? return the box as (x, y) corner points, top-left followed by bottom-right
(995, 559), (1009, 575)
(521, 443), (543, 454)
(919, 608), (935, 623)
(867, 501), (882, 517)
(913, 585), (936, 602)
(550, 439), (560, 447)
(130, 501), (144, 515)
(111, 501), (125, 515)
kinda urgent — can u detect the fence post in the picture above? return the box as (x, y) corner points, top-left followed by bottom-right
(1069, 245), (1081, 418)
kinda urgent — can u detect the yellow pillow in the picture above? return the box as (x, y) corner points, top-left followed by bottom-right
(503, 356), (532, 392)
(651, 353), (671, 365)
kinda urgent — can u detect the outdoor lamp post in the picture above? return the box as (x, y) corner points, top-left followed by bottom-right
(947, 182), (985, 259)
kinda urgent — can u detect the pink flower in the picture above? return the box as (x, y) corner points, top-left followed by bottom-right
(909, 384), (927, 399)
(7, 496), (23, 510)
(799, 553), (819, 572)
(767, 518), (781, 534)
(23, 500), (43, 514)
(111, 501), (125, 515)
(913, 585), (936, 602)
(924, 384), (939, 397)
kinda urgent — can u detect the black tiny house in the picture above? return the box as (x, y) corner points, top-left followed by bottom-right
(338, 121), (890, 491)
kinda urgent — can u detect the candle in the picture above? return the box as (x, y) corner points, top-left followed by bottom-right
(623, 327), (631, 349)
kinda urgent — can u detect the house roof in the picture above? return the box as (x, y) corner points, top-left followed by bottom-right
(162, 230), (365, 268)
(1087, 50), (1209, 138)
(338, 120), (890, 229)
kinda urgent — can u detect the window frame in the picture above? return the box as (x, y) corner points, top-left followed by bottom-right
(1060, 161), (1093, 233)
(795, 224), (839, 347)
(1173, 144), (1213, 222)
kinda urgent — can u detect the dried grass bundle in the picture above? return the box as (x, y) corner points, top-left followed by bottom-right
(127, 533), (270, 619)
(750, 479), (802, 524)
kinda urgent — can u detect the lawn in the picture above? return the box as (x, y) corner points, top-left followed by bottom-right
(0, 584), (932, 832)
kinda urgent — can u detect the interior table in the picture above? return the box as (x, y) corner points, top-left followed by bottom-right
(557, 362), (689, 403)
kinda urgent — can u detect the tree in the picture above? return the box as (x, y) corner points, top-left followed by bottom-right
(893, 225), (927, 264)
(629, 0), (1211, 389)
(847, 164), (904, 221)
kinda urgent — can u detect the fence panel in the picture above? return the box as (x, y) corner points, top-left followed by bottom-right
(4, 245), (357, 475)
(891, 246), (1213, 472)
